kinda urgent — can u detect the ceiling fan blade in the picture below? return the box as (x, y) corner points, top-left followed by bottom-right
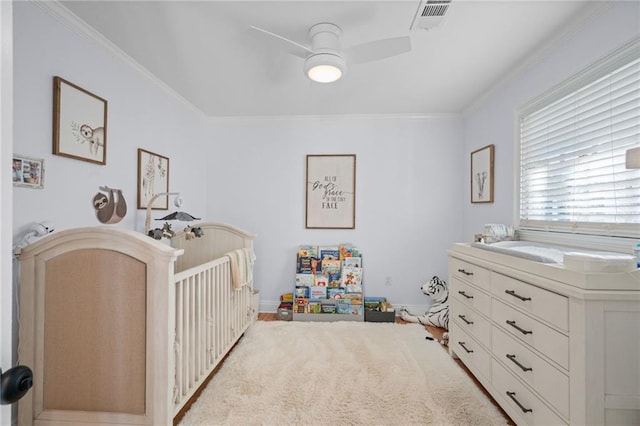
(249, 25), (314, 59)
(345, 36), (411, 64)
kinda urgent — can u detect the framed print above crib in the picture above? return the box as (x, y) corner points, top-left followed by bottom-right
(53, 76), (108, 165)
(137, 149), (169, 209)
(306, 154), (356, 229)
(471, 144), (494, 203)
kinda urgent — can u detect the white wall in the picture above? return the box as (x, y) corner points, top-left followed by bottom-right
(461, 1), (640, 240)
(12, 2), (209, 238)
(207, 116), (464, 310)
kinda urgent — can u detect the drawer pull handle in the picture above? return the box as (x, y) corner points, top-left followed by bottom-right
(506, 354), (533, 372)
(505, 289), (531, 302)
(506, 391), (533, 413)
(458, 314), (474, 325)
(458, 341), (474, 353)
(458, 291), (474, 299)
(506, 320), (533, 335)
(457, 268), (473, 276)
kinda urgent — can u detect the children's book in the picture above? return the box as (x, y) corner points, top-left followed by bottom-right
(342, 257), (362, 268)
(345, 284), (363, 294)
(314, 275), (329, 287)
(321, 259), (341, 276)
(340, 266), (363, 287)
(319, 246), (340, 261)
(339, 244), (360, 260)
(295, 274), (314, 287)
(298, 245), (318, 258)
(309, 286), (327, 300)
(295, 286), (309, 299)
(327, 287), (345, 299)
(297, 256), (313, 274)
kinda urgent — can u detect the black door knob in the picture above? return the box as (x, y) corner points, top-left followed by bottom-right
(1, 365), (33, 405)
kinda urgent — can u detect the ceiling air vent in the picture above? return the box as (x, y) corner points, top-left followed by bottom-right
(410, 0), (452, 31)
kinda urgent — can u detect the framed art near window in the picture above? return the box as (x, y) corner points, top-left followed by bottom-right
(471, 144), (494, 203)
(306, 154), (356, 229)
(13, 154), (44, 189)
(137, 149), (169, 210)
(53, 76), (108, 165)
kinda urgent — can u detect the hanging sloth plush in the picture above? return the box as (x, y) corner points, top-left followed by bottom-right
(93, 187), (127, 224)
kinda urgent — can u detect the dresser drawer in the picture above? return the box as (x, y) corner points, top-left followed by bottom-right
(493, 326), (569, 419)
(449, 322), (492, 384)
(492, 359), (567, 426)
(491, 272), (568, 332)
(451, 297), (491, 348)
(450, 276), (491, 318)
(449, 257), (490, 288)
(492, 299), (569, 370)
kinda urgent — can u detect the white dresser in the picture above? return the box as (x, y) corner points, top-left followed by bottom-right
(448, 243), (640, 425)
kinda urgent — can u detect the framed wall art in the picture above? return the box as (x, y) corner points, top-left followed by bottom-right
(13, 154), (44, 189)
(470, 144), (494, 203)
(53, 76), (108, 165)
(137, 148), (169, 210)
(306, 154), (356, 229)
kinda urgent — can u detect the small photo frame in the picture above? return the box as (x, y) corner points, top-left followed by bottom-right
(471, 144), (494, 203)
(137, 148), (170, 210)
(53, 76), (108, 165)
(306, 154), (356, 229)
(13, 154), (44, 189)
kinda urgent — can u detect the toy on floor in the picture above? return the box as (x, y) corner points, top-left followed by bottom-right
(400, 275), (449, 345)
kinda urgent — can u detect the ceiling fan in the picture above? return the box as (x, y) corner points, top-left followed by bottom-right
(249, 23), (411, 83)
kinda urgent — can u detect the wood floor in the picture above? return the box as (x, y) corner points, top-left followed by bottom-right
(257, 313), (515, 425)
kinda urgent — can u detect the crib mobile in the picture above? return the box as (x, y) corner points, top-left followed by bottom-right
(144, 192), (204, 240)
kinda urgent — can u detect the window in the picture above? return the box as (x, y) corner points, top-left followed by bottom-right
(518, 40), (640, 239)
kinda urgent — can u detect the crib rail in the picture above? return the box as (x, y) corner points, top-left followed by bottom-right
(172, 256), (253, 414)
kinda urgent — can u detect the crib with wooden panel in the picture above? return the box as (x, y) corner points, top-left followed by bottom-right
(17, 222), (256, 426)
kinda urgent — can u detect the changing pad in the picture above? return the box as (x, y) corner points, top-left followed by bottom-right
(470, 241), (567, 263)
(470, 241), (637, 272)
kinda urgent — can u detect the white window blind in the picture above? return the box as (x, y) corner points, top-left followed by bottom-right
(519, 44), (640, 238)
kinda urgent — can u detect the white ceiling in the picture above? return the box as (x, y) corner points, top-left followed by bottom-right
(58, 0), (602, 118)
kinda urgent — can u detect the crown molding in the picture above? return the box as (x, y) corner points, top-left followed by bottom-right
(207, 112), (460, 123)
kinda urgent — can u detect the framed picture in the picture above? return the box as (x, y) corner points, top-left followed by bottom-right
(306, 154), (356, 229)
(471, 144), (494, 203)
(13, 155), (44, 189)
(53, 76), (108, 165)
(137, 149), (169, 210)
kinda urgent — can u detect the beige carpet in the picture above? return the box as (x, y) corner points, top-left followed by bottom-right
(179, 321), (508, 425)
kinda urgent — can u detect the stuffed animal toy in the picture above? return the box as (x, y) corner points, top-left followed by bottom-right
(400, 275), (449, 345)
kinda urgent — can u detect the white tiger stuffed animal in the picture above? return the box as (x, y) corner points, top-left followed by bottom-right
(400, 275), (449, 345)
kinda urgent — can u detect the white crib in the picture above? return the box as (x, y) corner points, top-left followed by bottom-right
(17, 222), (256, 426)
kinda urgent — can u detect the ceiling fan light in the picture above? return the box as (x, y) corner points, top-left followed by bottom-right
(304, 53), (345, 83)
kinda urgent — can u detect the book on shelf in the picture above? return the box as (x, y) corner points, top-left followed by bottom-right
(297, 256), (313, 274)
(339, 243), (360, 260)
(319, 246), (340, 261)
(327, 287), (346, 299)
(314, 275), (329, 287)
(321, 259), (341, 276)
(298, 245), (318, 258)
(342, 257), (362, 268)
(340, 266), (363, 287)
(295, 274), (314, 287)
(309, 285), (327, 300)
(295, 286), (309, 299)
(345, 284), (363, 294)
